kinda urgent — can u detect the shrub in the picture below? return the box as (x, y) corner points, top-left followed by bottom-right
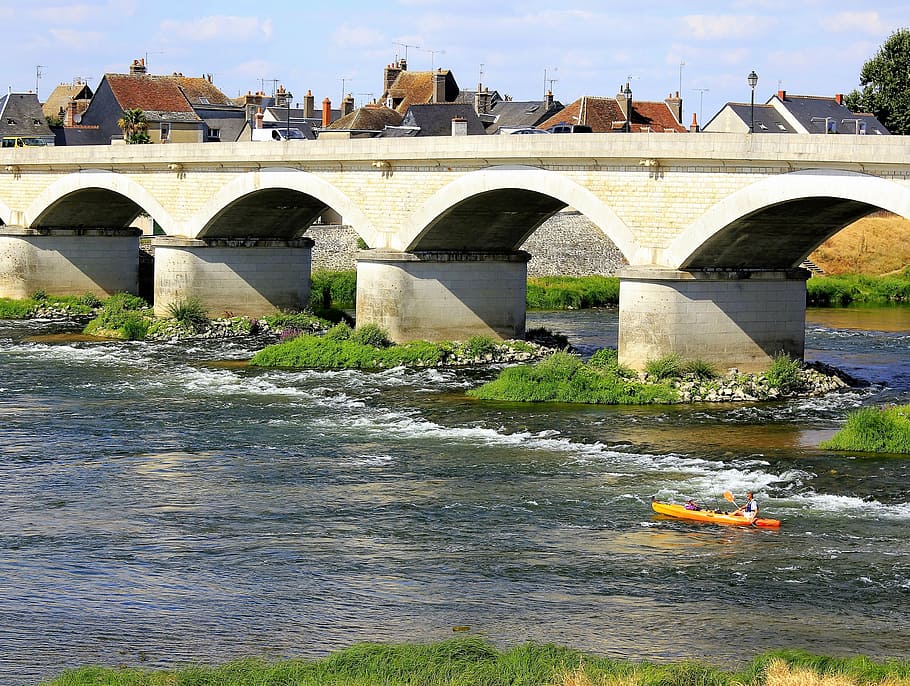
(352, 323), (391, 348)
(31, 289), (48, 302)
(119, 312), (151, 340)
(167, 297), (208, 332)
(0, 297), (37, 319)
(644, 353), (683, 380)
(467, 351), (677, 404)
(263, 311), (328, 334)
(525, 327), (570, 349)
(821, 404), (910, 454)
(324, 322), (353, 341)
(683, 358), (718, 380)
(79, 292), (102, 308)
(765, 353), (804, 393)
(83, 293), (151, 339)
(460, 335), (498, 358)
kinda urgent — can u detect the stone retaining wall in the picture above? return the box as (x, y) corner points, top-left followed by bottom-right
(308, 210), (628, 277)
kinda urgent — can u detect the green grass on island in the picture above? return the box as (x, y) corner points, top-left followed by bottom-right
(806, 269), (910, 306)
(821, 404), (910, 454)
(251, 323), (537, 370)
(39, 637), (910, 686)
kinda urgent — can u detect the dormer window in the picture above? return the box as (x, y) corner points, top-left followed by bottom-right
(198, 97), (209, 105)
(758, 122), (768, 130)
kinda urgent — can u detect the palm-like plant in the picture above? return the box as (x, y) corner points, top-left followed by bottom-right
(117, 108), (150, 144)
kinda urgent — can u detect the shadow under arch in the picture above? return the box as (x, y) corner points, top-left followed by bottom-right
(0, 196), (11, 225)
(191, 167), (378, 243)
(665, 169), (910, 270)
(397, 165), (638, 257)
(25, 170), (172, 230)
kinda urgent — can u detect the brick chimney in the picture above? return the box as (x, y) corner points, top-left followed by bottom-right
(689, 112), (699, 133)
(129, 58), (147, 76)
(384, 59), (406, 92)
(432, 69), (447, 103)
(342, 93), (355, 116)
(544, 89), (554, 111)
(254, 107), (264, 129)
(303, 89), (314, 118)
(777, 90), (786, 101)
(65, 100), (78, 127)
(451, 116), (468, 136)
(322, 98), (332, 127)
(665, 91), (683, 124)
(834, 93), (844, 105)
(474, 85), (492, 114)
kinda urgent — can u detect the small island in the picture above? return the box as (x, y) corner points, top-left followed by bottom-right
(821, 403), (910, 454)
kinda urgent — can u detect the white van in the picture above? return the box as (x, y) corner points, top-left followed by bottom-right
(251, 128), (307, 142)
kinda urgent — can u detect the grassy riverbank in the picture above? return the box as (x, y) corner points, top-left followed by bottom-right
(40, 638), (910, 685)
(806, 269), (910, 306)
(821, 404), (910, 454)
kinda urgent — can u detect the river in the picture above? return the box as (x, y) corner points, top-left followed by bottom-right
(1, 305), (908, 684)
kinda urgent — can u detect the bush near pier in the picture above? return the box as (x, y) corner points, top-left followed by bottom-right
(821, 404), (910, 454)
(40, 637), (910, 686)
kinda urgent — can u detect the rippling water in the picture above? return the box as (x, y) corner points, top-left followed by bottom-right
(1, 308), (909, 684)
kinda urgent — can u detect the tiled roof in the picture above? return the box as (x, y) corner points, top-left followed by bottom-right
(106, 74), (198, 116)
(485, 99), (564, 134)
(174, 77), (235, 107)
(383, 70), (459, 113)
(396, 103), (486, 136)
(326, 104), (403, 131)
(42, 82), (93, 119)
(538, 95), (686, 133)
(0, 93), (55, 137)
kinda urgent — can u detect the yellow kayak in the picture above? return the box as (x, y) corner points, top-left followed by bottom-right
(651, 499), (781, 529)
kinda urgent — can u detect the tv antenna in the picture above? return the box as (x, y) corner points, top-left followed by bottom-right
(260, 78), (280, 96)
(425, 47), (446, 70)
(145, 50), (164, 70)
(394, 41), (419, 62)
(543, 66), (558, 96)
(36, 65), (45, 97)
(340, 77), (353, 105)
(692, 88), (709, 126)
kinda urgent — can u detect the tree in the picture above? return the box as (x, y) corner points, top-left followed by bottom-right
(844, 28), (910, 135)
(117, 108), (150, 144)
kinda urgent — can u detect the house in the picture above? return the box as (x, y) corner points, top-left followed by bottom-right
(380, 58), (461, 113)
(703, 90), (889, 135)
(383, 103), (485, 137)
(322, 102), (403, 138)
(482, 90), (564, 134)
(237, 87), (336, 141)
(0, 92), (56, 146)
(76, 58), (243, 144)
(536, 89), (686, 133)
(702, 103), (796, 134)
(42, 80), (93, 125)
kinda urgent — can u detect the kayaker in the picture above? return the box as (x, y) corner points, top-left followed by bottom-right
(684, 499), (700, 510)
(734, 491), (759, 522)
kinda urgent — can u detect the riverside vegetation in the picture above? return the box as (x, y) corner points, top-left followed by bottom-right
(821, 404), (910, 454)
(40, 637), (910, 686)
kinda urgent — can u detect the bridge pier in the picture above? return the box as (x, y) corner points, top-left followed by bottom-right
(356, 250), (529, 342)
(152, 237), (314, 317)
(618, 267), (809, 373)
(0, 227), (141, 299)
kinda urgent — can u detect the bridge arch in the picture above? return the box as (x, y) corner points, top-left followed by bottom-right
(666, 169), (910, 270)
(191, 167), (379, 243)
(25, 170), (172, 230)
(0, 196), (11, 225)
(396, 165), (638, 258)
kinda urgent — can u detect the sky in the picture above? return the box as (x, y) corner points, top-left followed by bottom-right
(2, 0), (907, 126)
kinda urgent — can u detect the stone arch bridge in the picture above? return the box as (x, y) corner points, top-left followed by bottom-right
(1, 134), (908, 370)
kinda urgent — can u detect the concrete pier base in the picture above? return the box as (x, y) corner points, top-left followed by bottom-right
(0, 227), (141, 299)
(355, 250), (530, 342)
(152, 237), (314, 317)
(618, 267), (809, 372)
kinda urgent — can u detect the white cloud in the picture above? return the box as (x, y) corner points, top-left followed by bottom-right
(332, 24), (386, 49)
(48, 28), (105, 49)
(821, 11), (886, 35)
(159, 16), (273, 43)
(30, 0), (138, 24)
(684, 14), (777, 40)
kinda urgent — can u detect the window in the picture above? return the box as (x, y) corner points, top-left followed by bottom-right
(160, 122), (170, 142)
(209, 128), (221, 140)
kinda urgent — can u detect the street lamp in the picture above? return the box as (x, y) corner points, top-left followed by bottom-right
(747, 70), (758, 133)
(286, 91), (293, 140)
(623, 83), (632, 133)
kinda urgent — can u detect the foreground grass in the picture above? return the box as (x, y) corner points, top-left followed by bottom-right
(821, 404), (910, 454)
(40, 639), (910, 686)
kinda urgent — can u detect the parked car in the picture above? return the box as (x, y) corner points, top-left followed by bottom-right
(501, 127), (550, 134)
(546, 124), (593, 133)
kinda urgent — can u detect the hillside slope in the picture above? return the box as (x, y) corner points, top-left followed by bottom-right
(809, 213), (910, 275)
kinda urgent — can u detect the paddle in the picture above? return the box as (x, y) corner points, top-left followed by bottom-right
(723, 490), (737, 507)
